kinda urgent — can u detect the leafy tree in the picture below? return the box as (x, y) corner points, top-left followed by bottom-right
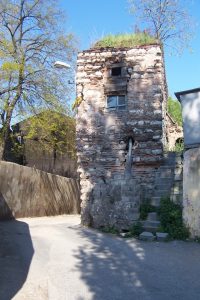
(129, 0), (194, 53)
(21, 110), (76, 160)
(167, 96), (182, 126)
(0, 0), (76, 161)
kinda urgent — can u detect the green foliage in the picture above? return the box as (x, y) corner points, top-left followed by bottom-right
(167, 97), (183, 126)
(24, 110), (76, 158)
(72, 97), (83, 110)
(125, 222), (143, 237)
(158, 197), (189, 240)
(174, 139), (184, 152)
(93, 33), (158, 48)
(10, 136), (24, 158)
(101, 226), (119, 234)
(139, 200), (157, 220)
(0, 0), (76, 161)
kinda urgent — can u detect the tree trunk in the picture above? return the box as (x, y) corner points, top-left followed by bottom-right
(2, 113), (14, 162)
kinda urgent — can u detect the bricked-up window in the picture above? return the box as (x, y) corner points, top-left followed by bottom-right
(107, 95), (126, 110)
(111, 67), (121, 76)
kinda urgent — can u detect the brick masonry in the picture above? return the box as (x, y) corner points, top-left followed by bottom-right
(76, 45), (168, 229)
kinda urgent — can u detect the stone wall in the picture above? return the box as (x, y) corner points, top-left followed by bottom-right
(0, 161), (80, 219)
(183, 148), (200, 238)
(76, 45), (167, 229)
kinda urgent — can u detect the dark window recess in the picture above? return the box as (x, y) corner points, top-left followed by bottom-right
(107, 95), (126, 111)
(111, 67), (121, 76)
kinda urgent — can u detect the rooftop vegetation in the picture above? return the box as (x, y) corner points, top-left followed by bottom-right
(93, 33), (159, 48)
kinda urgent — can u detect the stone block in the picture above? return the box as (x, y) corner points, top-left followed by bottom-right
(156, 232), (169, 241)
(147, 212), (158, 221)
(139, 232), (155, 241)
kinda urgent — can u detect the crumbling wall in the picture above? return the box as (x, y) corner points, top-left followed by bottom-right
(76, 45), (167, 229)
(166, 113), (183, 150)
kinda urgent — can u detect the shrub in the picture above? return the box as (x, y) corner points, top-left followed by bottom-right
(125, 222), (143, 238)
(158, 197), (189, 240)
(139, 200), (157, 220)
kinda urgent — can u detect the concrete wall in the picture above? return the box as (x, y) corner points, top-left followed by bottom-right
(24, 139), (77, 178)
(183, 148), (200, 237)
(0, 140), (78, 178)
(0, 161), (80, 219)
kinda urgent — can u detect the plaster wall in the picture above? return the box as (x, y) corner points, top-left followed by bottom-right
(183, 147), (200, 237)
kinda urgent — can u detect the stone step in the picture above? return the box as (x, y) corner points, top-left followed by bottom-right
(155, 173), (174, 180)
(151, 197), (161, 207)
(154, 183), (173, 191)
(155, 178), (174, 185)
(143, 220), (160, 227)
(142, 225), (160, 234)
(157, 173), (174, 179)
(156, 232), (169, 241)
(147, 212), (158, 221)
(154, 190), (170, 197)
(139, 231), (155, 241)
(142, 220), (161, 233)
(158, 165), (175, 169)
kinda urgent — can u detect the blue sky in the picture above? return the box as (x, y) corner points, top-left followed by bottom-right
(60, 0), (200, 98)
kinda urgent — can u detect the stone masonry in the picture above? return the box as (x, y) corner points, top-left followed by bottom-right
(76, 45), (168, 229)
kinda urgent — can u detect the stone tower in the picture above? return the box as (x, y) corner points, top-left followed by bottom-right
(76, 44), (167, 229)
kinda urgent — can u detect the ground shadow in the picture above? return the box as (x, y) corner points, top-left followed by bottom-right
(73, 226), (200, 300)
(0, 194), (34, 300)
(73, 227), (148, 300)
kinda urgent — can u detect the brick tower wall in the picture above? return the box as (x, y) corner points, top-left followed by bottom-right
(76, 45), (167, 229)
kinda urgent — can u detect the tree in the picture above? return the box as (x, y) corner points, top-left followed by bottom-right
(21, 110), (76, 162)
(129, 0), (194, 52)
(167, 96), (182, 126)
(0, 0), (76, 161)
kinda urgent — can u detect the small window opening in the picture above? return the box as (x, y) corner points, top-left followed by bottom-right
(107, 95), (126, 111)
(111, 67), (121, 76)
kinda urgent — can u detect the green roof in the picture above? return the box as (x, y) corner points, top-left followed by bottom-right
(93, 33), (159, 48)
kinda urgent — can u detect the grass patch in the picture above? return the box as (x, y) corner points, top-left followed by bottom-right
(158, 197), (189, 240)
(93, 33), (159, 48)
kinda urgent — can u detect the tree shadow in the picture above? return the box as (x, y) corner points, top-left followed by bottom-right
(73, 226), (200, 300)
(0, 193), (34, 300)
(73, 227), (148, 300)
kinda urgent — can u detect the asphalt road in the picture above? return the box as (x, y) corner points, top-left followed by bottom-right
(0, 215), (200, 300)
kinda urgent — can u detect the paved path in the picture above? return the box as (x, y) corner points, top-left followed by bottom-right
(0, 215), (200, 300)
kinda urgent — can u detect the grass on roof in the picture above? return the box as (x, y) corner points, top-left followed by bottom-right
(93, 33), (159, 48)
